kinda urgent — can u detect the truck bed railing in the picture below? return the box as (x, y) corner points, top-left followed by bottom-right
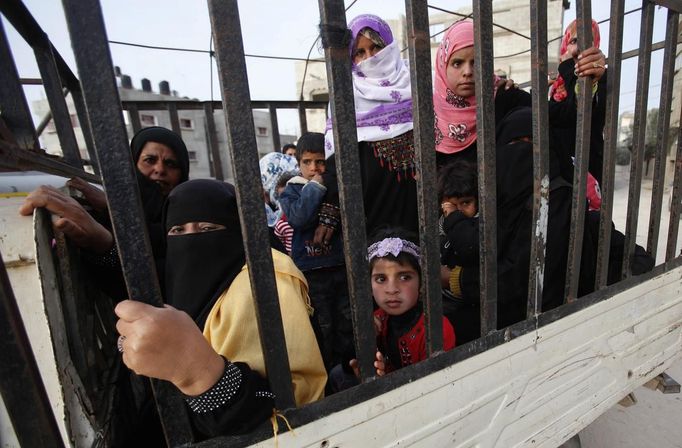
(1, 0), (681, 446)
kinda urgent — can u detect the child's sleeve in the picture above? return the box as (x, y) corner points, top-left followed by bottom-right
(279, 182), (327, 229)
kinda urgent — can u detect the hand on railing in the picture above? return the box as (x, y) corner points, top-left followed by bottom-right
(572, 47), (607, 82)
(115, 300), (225, 396)
(19, 185), (114, 254)
(67, 177), (108, 212)
(349, 350), (386, 378)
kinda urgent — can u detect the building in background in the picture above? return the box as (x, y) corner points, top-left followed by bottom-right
(33, 68), (296, 182)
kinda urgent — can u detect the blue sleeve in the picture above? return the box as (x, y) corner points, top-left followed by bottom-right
(279, 182), (327, 229)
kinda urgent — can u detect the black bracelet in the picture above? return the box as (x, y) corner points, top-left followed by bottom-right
(184, 357), (242, 414)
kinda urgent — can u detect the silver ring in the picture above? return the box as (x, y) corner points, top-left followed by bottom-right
(117, 335), (126, 353)
(592, 62), (604, 69)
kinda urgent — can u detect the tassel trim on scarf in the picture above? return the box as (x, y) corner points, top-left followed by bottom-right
(270, 409), (296, 447)
(368, 130), (416, 182)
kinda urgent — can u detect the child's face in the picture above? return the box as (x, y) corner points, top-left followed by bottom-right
(442, 195), (477, 218)
(371, 258), (419, 316)
(299, 151), (326, 180)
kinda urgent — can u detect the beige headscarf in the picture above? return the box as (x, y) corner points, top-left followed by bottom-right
(203, 249), (326, 406)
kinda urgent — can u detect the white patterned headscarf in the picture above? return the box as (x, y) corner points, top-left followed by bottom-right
(324, 14), (414, 158)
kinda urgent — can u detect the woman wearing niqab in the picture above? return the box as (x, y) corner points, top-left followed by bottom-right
(115, 179), (326, 439)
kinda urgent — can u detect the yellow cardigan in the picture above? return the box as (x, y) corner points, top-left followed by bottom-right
(203, 249), (327, 406)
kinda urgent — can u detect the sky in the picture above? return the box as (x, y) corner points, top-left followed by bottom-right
(5, 0), (670, 135)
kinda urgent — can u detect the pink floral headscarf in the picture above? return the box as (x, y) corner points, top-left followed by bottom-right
(433, 20), (482, 154)
(550, 19), (601, 102)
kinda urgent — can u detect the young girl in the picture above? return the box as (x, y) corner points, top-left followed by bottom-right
(354, 229), (456, 376)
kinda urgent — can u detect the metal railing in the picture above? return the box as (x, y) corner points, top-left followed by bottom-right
(1, 0), (681, 446)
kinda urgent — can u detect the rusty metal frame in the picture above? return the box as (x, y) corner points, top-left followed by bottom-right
(473, 0), (499, 334)
(622, 1), (656, 278)
(208, 0), (296, 410)
(405, 0), (443, 354)
(317, 0), (377, 380)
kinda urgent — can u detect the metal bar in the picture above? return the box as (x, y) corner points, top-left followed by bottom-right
(60, 0), (194, 443)
(596, 0), (625, 289)
(33, 39), (83, 168)
(564, 0), (594, 302)
(646, 9), (679, 261)
(405, 0), (442, 355)
(203, 101), (224, 181)
(0, 140), (99, 183)
(167, 102), (181, 135)
(70, 88), (100, 175)
(0, 0), (80, 91)
(298, 103), (308, 134)
(269, 104), (282, 152)
(651, 0), (682, 13)
(527, 0), (550, 317)
(35, 87), (67, 137)
(0, 251), (64, 448)
(121, 100), (328, 111)
(20, 77), (43, 85)
(666, 81), (682, 259)
(127, 103), (142, 134)
(473, 0), (498, 334)
(208, 0), (296, 409)
(622, 1), (655, 278)
(317, 0), (376, 380)
(0, 19), (39, 150)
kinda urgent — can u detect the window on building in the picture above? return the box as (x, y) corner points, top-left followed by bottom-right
(140, 114), (157, 126)
(257, 127), (268, 136)
(188, 150), (197, 161)
(180, 118), (194, 130)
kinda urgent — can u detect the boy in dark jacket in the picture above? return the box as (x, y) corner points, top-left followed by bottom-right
(279, 132), (353, 370)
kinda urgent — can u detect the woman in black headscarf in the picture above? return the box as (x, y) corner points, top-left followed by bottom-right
(115, 179), (326, 439)
(20, 126), (189, 259)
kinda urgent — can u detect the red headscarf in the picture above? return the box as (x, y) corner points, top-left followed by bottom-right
(433, 20), (498, 154)
(550, 19), (601, 102)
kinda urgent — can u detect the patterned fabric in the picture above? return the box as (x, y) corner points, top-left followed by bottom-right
(367, 237), (420, 262)
(550, 19), (601, 102)
(184, 358), (242, 414)
(318, 202), (341, 230)
(259, 152), (299, 206)
(324, 15), (413, 158)
(367, 130), (416, 181)
(433, 20), (499, 154)
(273, 217), (293, 254)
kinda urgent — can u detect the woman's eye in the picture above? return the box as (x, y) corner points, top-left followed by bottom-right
(168, 226), (183, 235)
(400, 274), (412, 281)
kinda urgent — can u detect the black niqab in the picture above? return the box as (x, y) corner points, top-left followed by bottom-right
(163, 179), (245, 327)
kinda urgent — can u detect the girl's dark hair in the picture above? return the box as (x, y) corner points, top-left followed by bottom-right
(367, 226), (421, 280)
(281, 143), (296, 153)
(437, 159), (478, 201)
